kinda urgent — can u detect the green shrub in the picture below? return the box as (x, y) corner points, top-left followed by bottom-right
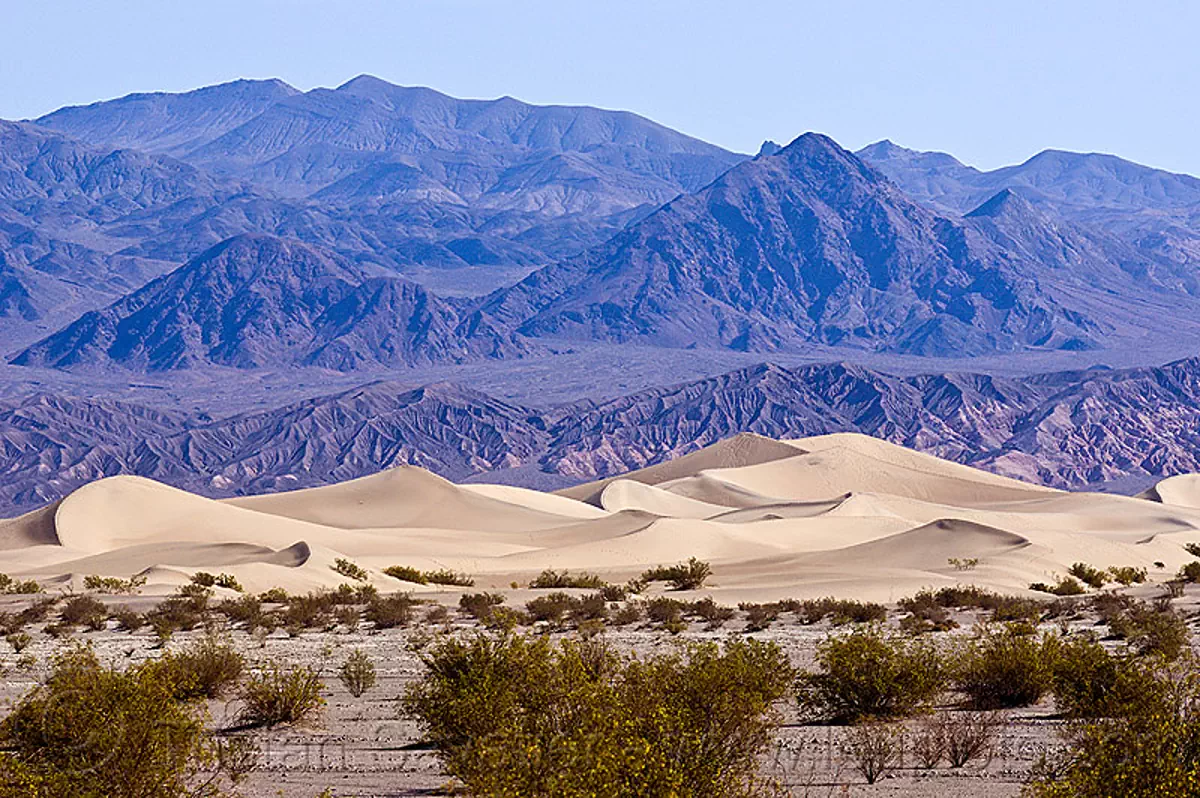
(459, 592), (506, 620)
(158, 631), (245, 700)
(740, 602), (779, 632)
(112, 606), (145, 632)
(0, 646), (256, 797)
(83, 574), (146, 595)
(525, 592), (576, 626)
(60, 595), (107, 630)
(1028, 667), (1200, 797)
(610, 603), (642, 626)
(897, 590), (958, 631)
(640, 557), (712, 590)
(528, 569), (606, 589)
(403, 633), (793, 797)
(331, 558), (369, 582)
(5, 632), (31, 653)
(600, 584), (629, 602)
(1184, 542), (1200, 557)
(1108, 601), (1190, 660)
(259, 587), (289, 603)
(282, 592), (334, 630)
(645, 597), (686, 626)
(1052, 636), (1167, 718)
(1109, 566), (1148, 586)
(364, 593), (417, 629)
(383, 565), (427, 584)
(0, 573), (42, 595)
(1031, 576), (1086, 596)
(689, 597), (736, 629)
(797, 627), (946, 723)
(239, 662), (325, 728)
(1178, 561), (1200, 583)
(1069, 563), (1110, 589)
(425, 569), (475, 587)
(954, 628), (1059, 709)
(188, 571), (240, 591)
(338, 649), (377, 698)
(215, 594), (263, 628)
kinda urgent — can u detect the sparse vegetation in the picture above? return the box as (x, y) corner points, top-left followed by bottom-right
(1030, 576), (1087, 596)
(640, 557), (712, 590)
(383, 564), (474, 586)
(528, 569), (606, 589)
(0, 646), (256, 796)
(364, 593), (418, 629)
(1069, 562), (1109, 589)
(83, 574), (147, 594)
(797, 626), (946, 723)
(190, 571), (244, 592)
(239, 662), (325, 728)
(158, 631), (245, 700)
(0, 573), (42, 595)
(1178, 560), (1200, 583)
(954, 627), (1059, 709)
(1108, 565), (1148, 586)
(948, 557), (979, 571)
(403, 633), (793, 796)
(60, 594), (108, 630)
(331, 558), (369, 582)
(846, 721), (903, 784)
(338, 649), (377, 698)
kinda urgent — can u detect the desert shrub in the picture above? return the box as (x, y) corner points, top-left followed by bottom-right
(83, 574), (146, 595)
(425, 569), (475, 587)
(0, 646), (256, 797)
(12, 597), (55, 629)
(525, 592), (576, 626)
(259, 587), (289, 604)
(910, 715), (946, 768)
(364, 593), (417, 629)
(610, 603), (642, 626)
(1178, 561), (1200, 584)
(528, 569), (606, 590)
(60, 594), (108, 630)
(483, 606), (527, 632)
(1031, 576), (1086, 597)
(1108, 601), (1190, 660)
(600, 584), (628, 602)
(1109, 566), (1148, 586)
(1069, 563), (1110, 589)
(846, 721), (903, 784)
(898, 590), (957, 631)
(797, 626), (947, 723)
(943, 710), (1002, 767)
(331, 558), (368, 582)
(215, 594), (263, 628)
(403, 633), (793, 797)
(383, 565), (428, 584)
(112, 606), (145, 632)
(0, 573), (42, 595)
(338, 649), (377, 698)
(459, 592), (506, 620)
(424, 604), (450, 625)
(156, 631), (245, 700)
(282, 592), (333, 631)
(829, 599), (888, 625)
(1052, 636), (1167, 718)
(690, 597), (736, 629)
(5, 632), (31, 653)
(641, 557), (712, 591)
(740, 602), (779, 632)
(948, 557), (979, 571)
(570, 593), (608, 623)
(645, 596), (686, 626)
(188, 571), (241, 591)
(239, 662), (325, 728)
(1028, 668), (1200, 797)
(954, 628), (1059, 709)
(1185, 543), (1200, 557)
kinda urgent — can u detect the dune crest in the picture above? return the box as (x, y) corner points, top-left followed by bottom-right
(2, 433), (1199, 599)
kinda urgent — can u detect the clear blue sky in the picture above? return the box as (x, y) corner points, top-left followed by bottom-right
(4, 1), (1198, 174)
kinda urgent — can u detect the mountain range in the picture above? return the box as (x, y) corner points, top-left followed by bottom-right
(7, 77), (1200, 512)
(8, 355), (1200, 514)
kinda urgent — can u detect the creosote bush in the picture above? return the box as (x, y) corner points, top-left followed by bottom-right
(528, 569), (606, 590)
(364, 593), (418, 629)
(954, 627), (1059, 709)
(83, 574), (147, 595)
(847, 721), (904, 784)
(239, 662), (325, 728)
(190, 571), (243, 592)
(1052, 635), (1167, 718)
(331, 558), (369, 582)
(1068, 562), (1109, 589)
(797, 626), (946, 723)
(338, 649), (377, 698)
(60, 594), (108, 630)
(640, 557), (712, 590)
(1030, 576), (1086, 596)
(1108, 566), (1148, 586)
(156, 631), (245, 700)
(403, 633), (794, 797)
(0, 645), (256, 797)
(0, 573), (42, 595)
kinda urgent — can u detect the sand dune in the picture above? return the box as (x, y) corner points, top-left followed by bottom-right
(2, 432), (1199, 600)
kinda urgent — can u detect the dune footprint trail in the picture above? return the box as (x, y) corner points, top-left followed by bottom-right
(2, 432), (1199, 602)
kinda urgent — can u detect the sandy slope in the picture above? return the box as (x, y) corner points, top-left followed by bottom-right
(2, 432), (1199, 600)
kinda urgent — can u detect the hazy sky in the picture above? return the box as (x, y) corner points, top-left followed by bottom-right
(4, 1), (1198, 174)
